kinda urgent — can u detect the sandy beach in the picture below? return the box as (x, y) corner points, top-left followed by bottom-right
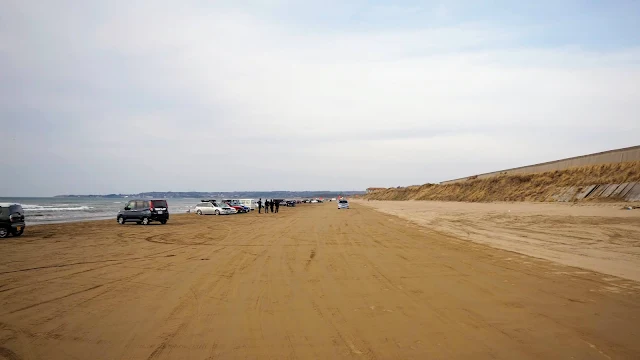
(357, 200), (640, 282)
(1, 202), (640, 359)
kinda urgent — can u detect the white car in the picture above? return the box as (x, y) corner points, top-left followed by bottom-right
(310, 200), (318, 203)
(338, 199), (349, 209)
(194, 202), (237, 215)
(238, 198), (258, 210)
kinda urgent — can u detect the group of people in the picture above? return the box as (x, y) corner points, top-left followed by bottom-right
(257, 198), (280, 214)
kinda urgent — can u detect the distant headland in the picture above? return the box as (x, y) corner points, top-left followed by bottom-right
(54, 191), (365, 199)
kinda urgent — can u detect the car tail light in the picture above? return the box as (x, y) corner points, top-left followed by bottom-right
(150, 202), (155, 211)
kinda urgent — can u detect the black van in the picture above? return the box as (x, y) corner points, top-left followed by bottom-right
(117, 199), (169, 225)
(0, 203), (26, 238)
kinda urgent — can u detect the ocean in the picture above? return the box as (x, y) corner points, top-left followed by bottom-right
(0, 197), (201, 225)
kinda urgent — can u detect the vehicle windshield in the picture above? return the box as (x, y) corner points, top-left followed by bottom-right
(339, 200), (348, 203)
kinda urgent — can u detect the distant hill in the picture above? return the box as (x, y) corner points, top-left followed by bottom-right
(55, 191), (365, 199)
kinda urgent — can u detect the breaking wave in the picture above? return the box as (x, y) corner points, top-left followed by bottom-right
(22, 205), (94, 211)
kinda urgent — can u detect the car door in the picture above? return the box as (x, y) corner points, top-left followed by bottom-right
(203, 203), (212, 214)
(123, 200), (136, 221)
(213, 203), (223, 214)
(140, 201), (151, 219)
(133, 200), (147, 220)
(130, 200), (142, 220)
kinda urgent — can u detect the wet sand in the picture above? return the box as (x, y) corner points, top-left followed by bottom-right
(1, 203), (639, 359)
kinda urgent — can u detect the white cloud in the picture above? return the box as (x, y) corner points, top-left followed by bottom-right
(1, 1), (639, 195)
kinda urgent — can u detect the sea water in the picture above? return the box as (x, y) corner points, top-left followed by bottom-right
(0, 197), (200, 225)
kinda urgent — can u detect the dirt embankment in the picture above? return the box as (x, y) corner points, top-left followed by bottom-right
(365, 161), (640, 202)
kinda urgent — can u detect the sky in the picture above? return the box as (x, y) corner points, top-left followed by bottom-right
(1, 0), (639, 196)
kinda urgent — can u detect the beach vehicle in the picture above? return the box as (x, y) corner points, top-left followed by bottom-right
(196, 201), (236, 215)
(117, 199), (168, 225)
(310, 200), (318, 203)
(338, 199), (349, 209)
(194, 202), (217, 215)
(236, 204), (251, 212)
(222, 200), (249, 213)
(194, 202), (214, 215)
(286, 200), (296, 207)
(238, 199), (258, 210)
(0, 203), (25, 238)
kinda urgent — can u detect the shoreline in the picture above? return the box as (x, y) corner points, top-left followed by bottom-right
(23, 212), (222, 226)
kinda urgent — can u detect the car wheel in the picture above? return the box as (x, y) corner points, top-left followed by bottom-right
(141, 217), (150, 225)
(11, 228), (24, 237)
(215, 210), (220, 215)
(118, 217), (125, 225)
(196, 210), (202, 215)
(0, 227), (9, 238)
(160, 220), (167, 225)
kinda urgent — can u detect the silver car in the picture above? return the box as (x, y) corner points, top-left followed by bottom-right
(194, 202), (237, 215)
(338, 199), (349, 209)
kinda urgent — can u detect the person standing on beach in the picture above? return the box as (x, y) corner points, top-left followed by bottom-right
(264, 199), (269, 213)
(258, 198), (263, 213)
(275, 200), (280, 213)
(270, 199), (275, 213)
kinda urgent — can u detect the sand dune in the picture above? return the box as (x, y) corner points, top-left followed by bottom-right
(365, 161), (640, 202)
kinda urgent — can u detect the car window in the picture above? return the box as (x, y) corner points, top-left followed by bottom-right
(135, 201), (145, 209)
(152, 200), (167, 208)
(9, 205), (23, 214)
(126, 201), (135, 209)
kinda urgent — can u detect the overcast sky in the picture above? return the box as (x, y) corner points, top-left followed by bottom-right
(1, 1), (639, 196)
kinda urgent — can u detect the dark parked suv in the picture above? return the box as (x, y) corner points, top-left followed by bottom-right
(117, 199), (169, 225)
(0, 203), (25, 238)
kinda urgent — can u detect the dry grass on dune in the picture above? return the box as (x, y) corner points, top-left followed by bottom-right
(366, 161), (640, 202)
